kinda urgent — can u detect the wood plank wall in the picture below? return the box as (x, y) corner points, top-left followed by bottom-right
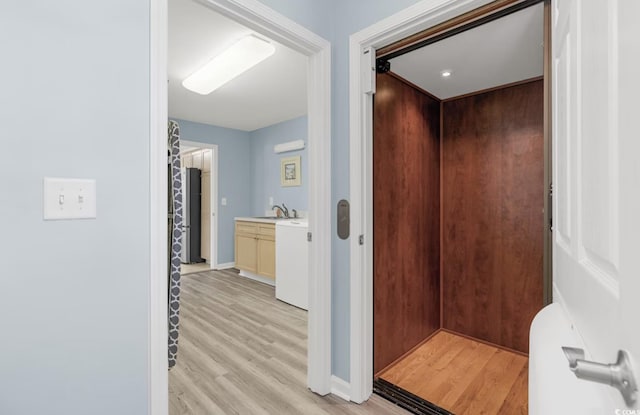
(373, 73), (441, 374)
(441, 80), (544, 353)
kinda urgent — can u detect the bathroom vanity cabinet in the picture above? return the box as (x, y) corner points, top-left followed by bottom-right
(235, 220), (276, 279)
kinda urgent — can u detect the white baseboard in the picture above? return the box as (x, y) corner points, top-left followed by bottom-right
(215, 262), (235, 270)
(238, 270), (275, 287)
(330, 375), (351, 402)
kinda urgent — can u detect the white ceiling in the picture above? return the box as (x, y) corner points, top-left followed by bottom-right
(389, 3), (544, 100)
(168, 0), (307, 131)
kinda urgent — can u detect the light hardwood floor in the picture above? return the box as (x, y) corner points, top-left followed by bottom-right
(169, 269), (408, 415)
(379, 330), (528, 415)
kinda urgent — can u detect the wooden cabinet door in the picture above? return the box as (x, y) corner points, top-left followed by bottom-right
(235, 234), (257, 273)
(192, 151), (203, 170)
(257, 238), (276, 279)
(182, 153), (193, 168)
(202, 149), (212, 173)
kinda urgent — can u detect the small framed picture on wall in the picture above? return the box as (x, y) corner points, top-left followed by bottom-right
(280, 156), (301, 187)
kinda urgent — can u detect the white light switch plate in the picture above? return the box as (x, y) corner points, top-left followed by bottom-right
(221, 197), (227, 206)
(44, 177), (97, 220)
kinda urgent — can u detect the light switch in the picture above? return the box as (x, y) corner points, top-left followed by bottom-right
(44, 178), (97, 220)
(221, 197), (227, 206)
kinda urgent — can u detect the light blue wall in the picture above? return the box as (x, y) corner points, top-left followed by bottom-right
(250, 116), (308, 215)
(173, 119), (253, 265)
(1, 1), (150, 414)
(174, 117), (307, 264)
(1, 2), (450, 409)
(257, 0), (423, 381)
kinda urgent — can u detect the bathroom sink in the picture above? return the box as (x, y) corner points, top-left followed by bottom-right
(252, 216), (287, 220)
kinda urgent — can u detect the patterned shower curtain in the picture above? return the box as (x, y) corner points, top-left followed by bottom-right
(168, 120), (183, 369)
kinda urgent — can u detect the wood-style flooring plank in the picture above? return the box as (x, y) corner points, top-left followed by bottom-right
(392, 333), (471, 398)
(497, 363), (529, 415)
(170, 269), (408, 415)
(379, 331), (528, 415)
(451, 349), (526, 414)
(378, 330), (455, 384)
(429, 338), (498, 409)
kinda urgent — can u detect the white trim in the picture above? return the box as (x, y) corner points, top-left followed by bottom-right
(211, 147), (219, 269)
(151, 0), (332, 413)
(149, 0), (168, 414)
(348, 0), (494, 404)
(180, 140), (219, 270)
(330, 376), (352, 402)
(305, 41), (332, 396)
(215, 261), (236, 270)
(238, 270), (276, 286)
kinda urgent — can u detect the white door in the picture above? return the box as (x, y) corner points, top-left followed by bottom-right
(552, 0), (639, 411)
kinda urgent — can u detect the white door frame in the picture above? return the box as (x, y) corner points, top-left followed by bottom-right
(150, 1), (332, 414)
(181, 141), (219, 270)
(347, 0), (497, 403)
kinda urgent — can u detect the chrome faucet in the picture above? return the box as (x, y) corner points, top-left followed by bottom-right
(272, 203), (289, 218)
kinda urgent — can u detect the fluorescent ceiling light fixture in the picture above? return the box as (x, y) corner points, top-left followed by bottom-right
(441, 70), (452, 78)
(182, 35), (276, 95)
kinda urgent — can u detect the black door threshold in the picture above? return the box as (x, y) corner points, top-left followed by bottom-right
(373, 378), (454, 415)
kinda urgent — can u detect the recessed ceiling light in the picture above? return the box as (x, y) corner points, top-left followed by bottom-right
(182, 35), (276, 95)
(441, 70), (452, 78)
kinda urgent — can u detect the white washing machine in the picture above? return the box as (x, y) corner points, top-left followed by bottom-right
(275, 219), (309, 310)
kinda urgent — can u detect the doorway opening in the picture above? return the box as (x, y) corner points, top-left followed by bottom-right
(165, 0), (321, 411)
(178, 141), (218, 274)
(150, 0), (332, 413)
(350, 0), (551, 413)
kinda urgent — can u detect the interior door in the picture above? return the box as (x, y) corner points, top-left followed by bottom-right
(552, 0), (639, 410)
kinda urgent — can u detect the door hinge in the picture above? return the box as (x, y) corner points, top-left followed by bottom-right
(359, 234), (364, 245)
(307, 232), (312, 242)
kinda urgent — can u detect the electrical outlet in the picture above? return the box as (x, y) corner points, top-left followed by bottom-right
(269, 196), (274, 206)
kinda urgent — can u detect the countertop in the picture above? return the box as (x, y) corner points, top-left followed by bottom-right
(234, 216), (306, 225)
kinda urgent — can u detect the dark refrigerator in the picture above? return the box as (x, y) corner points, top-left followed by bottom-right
(180, 167), (202, 264)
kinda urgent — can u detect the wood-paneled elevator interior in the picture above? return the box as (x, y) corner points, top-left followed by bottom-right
(372, 4), (547, 414)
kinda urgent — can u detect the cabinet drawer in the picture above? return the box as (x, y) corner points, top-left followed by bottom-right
(236, 222), (258, 235)
(257, 225), (275, 237)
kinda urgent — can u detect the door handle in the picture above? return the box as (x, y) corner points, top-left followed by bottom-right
(562, 347), (638, 406)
